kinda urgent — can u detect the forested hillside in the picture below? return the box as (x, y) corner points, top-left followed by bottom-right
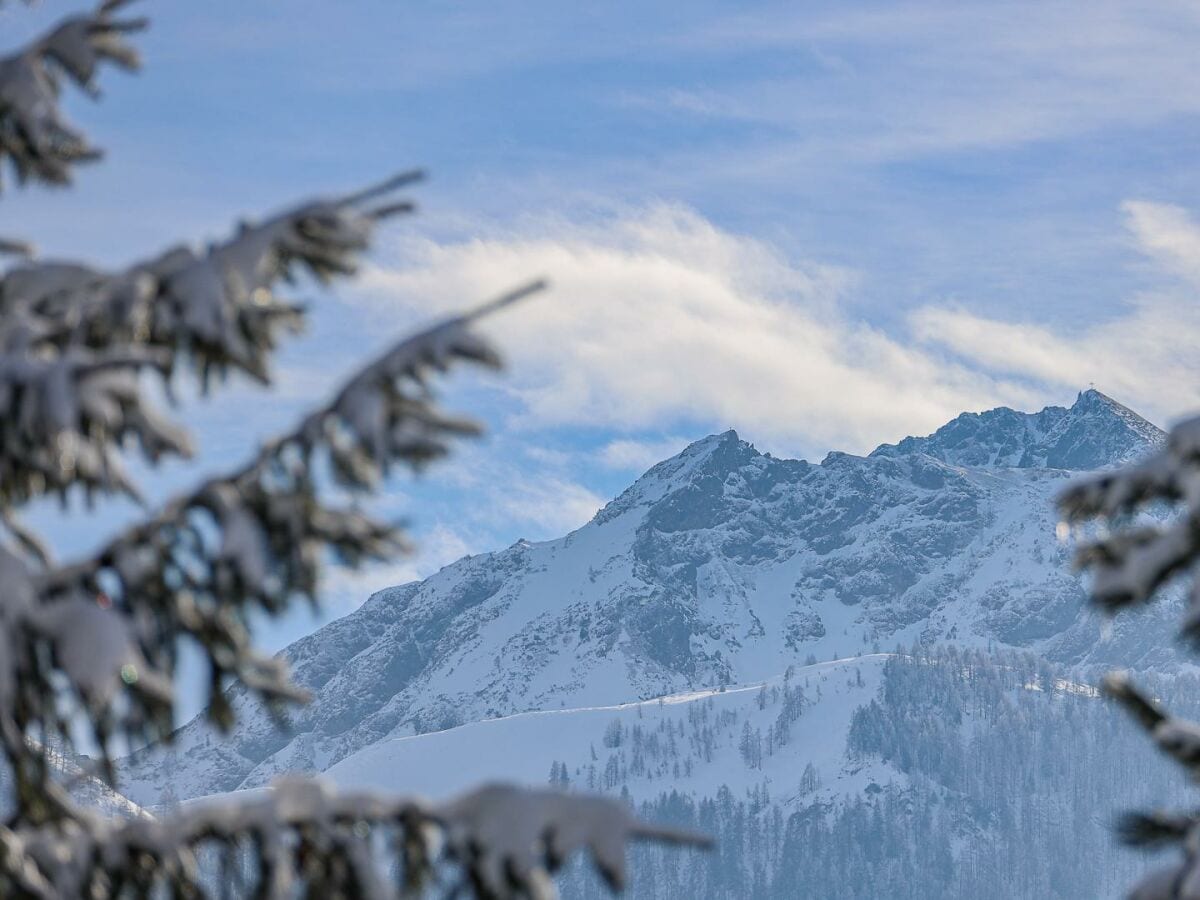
(559, 649), (1197, 899)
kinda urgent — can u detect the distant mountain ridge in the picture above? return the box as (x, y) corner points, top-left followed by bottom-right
(118, 389), (1175, 808)
(870, 389), (1162, 469)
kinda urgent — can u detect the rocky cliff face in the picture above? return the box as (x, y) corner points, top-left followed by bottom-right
(118, 390), (1175, 806)
(870, 388), (1161, 470)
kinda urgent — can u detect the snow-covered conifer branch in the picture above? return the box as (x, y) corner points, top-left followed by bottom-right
(0, 172), (422, 515)
(0, 237), (33, 257)
(1103, 672), (1200, 773)
(0, 169), (423, 383)
(1114, 817), (1200, 900)
(0, 1), (708, 894)
(0, 347), (191, 508)
(0, 282), (544, 796)
(1058, 416), (1200, 636)
(1118, 811), (1200, 849)
(433, 783), (712, 896)
(0, 0), (146, 265)
(0, 778), (710, 899)
(1099, 671), (1200, 898)
(1059, 424), (1200, 897)
(0, 0), (146, 189)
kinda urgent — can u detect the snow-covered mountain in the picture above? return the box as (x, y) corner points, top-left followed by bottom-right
(870, 387), (1161, 469)
(324, 654), (892, 807)
(119, 389), (1174, 809)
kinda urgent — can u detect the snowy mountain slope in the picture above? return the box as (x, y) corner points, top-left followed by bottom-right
(323, 655), (894, 807)
(321, 651), (1102, 809)
(167, 651), (1176, 900)
(1, 743), (148, 820)
(118, 389), (1176, 807)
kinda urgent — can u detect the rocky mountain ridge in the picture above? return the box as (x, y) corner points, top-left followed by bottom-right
(118, 389), (1176, 807)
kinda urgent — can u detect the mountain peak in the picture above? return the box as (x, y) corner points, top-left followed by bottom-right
(685, 428), (740, 451)
(871, 389), (1163, 471)
(1074, 387), (1113, 406)
(647, 429), (749, 473)
(1071, 388), (1147, 424)
(591, 429), (765, 525)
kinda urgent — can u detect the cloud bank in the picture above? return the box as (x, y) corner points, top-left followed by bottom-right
(354, 199), (1200, 457)
(357, 205), (1042, 457)
(913, 201), (1200, 428)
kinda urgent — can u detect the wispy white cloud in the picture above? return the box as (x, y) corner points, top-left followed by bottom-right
(484, 474), (605, 535)
(353, 204), (1041, 457)
(912, 200), (1200, 427)
(323, 522), (475, 605)
(652, 2), (1200, 161)
(1123, 200), (1200, 285)
(598, 436), (692, 472)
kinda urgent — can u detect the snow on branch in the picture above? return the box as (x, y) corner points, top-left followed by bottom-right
(434, 783), (711, 896)
(1058, 425), (1200, 897)
(1058, 416), (1200, 637)
(0, 172), (421, 512)
(1104, 676), (1200, 898)
(1100, 672), (1200, 899)
(0, 347), (191, 510)
(0, 282), (544, 798)
(0, 3), (707, 897)
(0, 0), (147, 189)
(0, 778), (710, 899)
(1118, 811), (1200, 850)
(1103, 672), (1200, 773)
(0, 237), (33, 258)
(1, 169), (422, 383)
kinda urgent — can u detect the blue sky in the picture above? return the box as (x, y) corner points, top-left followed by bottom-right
(6, 0), (1200, 717)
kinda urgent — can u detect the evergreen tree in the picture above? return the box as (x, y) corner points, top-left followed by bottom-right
(0, 4), (705, 896)
(1059, 416), (1200, 898)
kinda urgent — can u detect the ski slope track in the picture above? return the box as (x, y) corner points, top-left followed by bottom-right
(325, 655), (893, 807)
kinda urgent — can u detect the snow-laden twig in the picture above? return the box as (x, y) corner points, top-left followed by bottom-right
(0, 0), (146, 188)
(0, 171), (421, 513)
(1058, 419), (1200, 897)
(0, 347), (191, 508)
(0, 169), (422, 383)
(0, 777), (710, 899)
(1114, 814), (1200, 899)
(0, 237), (32, 257)
(433, 782), (712, 896)
(0, 3), (709, 894)
(1097, 672), (1200, 898)
(1104, 672), (1200, 773)
(1059, 415), (1200, 636)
